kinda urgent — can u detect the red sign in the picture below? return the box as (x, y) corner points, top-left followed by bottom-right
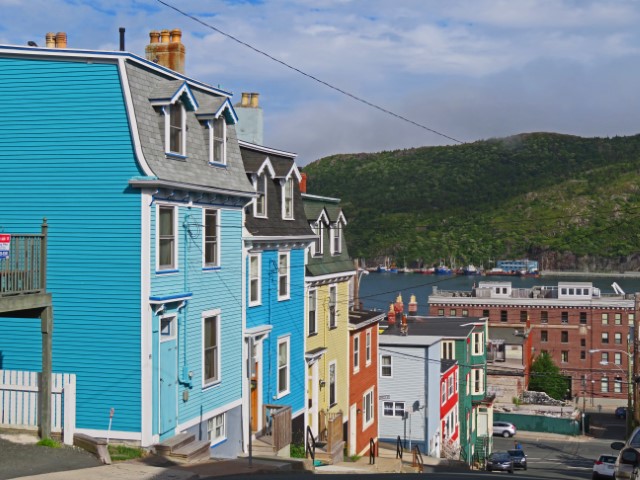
(0, 234), (10, 260)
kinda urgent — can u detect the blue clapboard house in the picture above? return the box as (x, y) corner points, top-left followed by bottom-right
(0, 32), (254, 458)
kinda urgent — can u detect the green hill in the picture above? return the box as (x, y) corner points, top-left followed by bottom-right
(302, 132), (640, 271)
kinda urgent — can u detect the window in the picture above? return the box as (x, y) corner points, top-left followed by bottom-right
(380, 355), (392, 377)
(329, 361), (337, 406)
(561, 351), (568, 363)
(168, 102), (185, 155)
(520, 311), (527, 323)
(365, 330), (372, 365)
(210, 117), (226, 164)
(363, 389), (374, 428)
(580, 350), (586, 359)
(602, 313), (609, 325)
(482, 309), (490, 318)
(442, 341), (455, 360)
(500, 310), (508, 322)
(462, 309), (469, 317)
(308, 289), (317, 335)
(450, 309), (457, 316)
(615, 352), (622, 365)
(441, 383), (447, 404)
(601, 377), (609, 393)
(602, 332), (609, 344)
(472, 368), (484, 394)
(615, 332), (623, 345)
(249, 254), (261, 305)
(203, 209), (219, 267)
(278, 252), (290, 300)
(160, 315), (177, 340)
(561, 331), (568, 343)
(615, 377), (623, 393)
(353, 335), (360, 373)
(448, 376), (454, 396)
(601, 352), (609, 363)
(472, 332), (484, 355)
(455, 370), (458, 392)
(328, 285), (337, 328)
(580, 312), (587, 324)
(311, 222), (324, 256)
(207, 413), (225, 444)
(615, 314), (622, 325)
(277, 337), (290, 397)
(331, 224), (342, 255)
(561, 312), (569, 324)
(541, 330), (548, 342)
(255, 173), (267, 217)
(438, 309), (445, 317)
(383, 401), (405, 417)
(580, 339), (586, 347)
(158, 205), (176, 271)
(630, 314), (636, 325)
(203, 315), (220, 385)
(541, 311), (548, 323)
(283, 178), (294, 219)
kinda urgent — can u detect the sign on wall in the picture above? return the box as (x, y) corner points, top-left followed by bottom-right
(0, 234), (10, 259)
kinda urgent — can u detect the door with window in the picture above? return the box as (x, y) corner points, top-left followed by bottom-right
(159, 316), (178, 439)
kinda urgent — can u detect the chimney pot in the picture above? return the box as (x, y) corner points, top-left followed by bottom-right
(170, 28), (182, 43)
(119, 27), (126, 52)
(250, 92), (260, 108)
(241, 93), (250, 107)
(300, 172), (307, 193)
(55, 32), (67, 48)
(160, 29), (171, 43)
(149, 30), (160, 43)
(45, 32), (56, 48)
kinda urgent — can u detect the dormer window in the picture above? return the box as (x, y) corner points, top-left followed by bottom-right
(311, 222), (324, 257)
(331, 223), (342, 255)
(283, 178), (294, 219)
(168, 102), (185, 155)
(209, 117), (226, 165)
(255, 173), (267, 217)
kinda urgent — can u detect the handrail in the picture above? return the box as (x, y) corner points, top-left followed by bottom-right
(396, 435), (403, 459)
(369, 437), (376, 465)
(306, 425), (316, 462)
(412, 444), (424, 473)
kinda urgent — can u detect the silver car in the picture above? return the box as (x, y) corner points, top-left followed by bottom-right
(494, 421), (517, 438)
(611, 427), (640, 480)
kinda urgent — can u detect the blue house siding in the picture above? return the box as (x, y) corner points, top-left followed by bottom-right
(149, 205), (244, 435)
(0, 57), (144, 433)
(246, 248), (306, 415)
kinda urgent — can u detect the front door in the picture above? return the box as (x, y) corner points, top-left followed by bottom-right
(159, 317), (178, 440)
(251, 360), (259, 432)
(349, 403), (357, 456)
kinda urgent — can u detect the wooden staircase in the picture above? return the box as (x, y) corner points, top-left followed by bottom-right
(154, 432), (210, 463)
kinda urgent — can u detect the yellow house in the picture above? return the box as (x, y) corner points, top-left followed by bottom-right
(302, 193), (355, 449)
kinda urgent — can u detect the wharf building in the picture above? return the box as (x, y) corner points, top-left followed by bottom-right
(428, 281), (639, 404)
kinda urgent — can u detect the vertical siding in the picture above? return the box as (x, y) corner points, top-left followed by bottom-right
(0, 57), (143, 432)
(150, 206), (245, 428)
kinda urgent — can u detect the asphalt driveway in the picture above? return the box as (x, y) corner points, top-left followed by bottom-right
(0, 433), (101, 480)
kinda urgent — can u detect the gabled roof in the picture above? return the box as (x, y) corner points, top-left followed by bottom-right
(149, 80), (198, 111)
(441, 359), (458, 374)
(380, 316), (485, 339)
(348, 309), (385, 330)
(195, 96), (238, 125)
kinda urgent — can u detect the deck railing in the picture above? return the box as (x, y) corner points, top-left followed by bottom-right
(0, 220), (47, 297)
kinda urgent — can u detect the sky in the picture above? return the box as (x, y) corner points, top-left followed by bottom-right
(2, 0), (640, 165)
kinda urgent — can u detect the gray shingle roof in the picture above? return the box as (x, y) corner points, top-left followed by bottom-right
(381, 316), (485, 338)
(441, 358), (457, 374)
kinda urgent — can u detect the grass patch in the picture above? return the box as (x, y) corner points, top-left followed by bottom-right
(37, 438), (62, 448)
(349, 454), (361, 462)
(290, 443), (306, 458)
(108, 444), (145, 462)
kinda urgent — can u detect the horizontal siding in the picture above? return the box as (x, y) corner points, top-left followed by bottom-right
(0, 57), (143, 432)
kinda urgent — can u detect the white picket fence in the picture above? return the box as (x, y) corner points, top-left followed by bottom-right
(0, 369), (76, 444)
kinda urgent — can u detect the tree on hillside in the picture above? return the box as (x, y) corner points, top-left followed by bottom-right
(528, 352), (568, 400)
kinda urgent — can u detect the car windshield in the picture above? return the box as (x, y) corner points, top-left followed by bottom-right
(599, 456), (616, 464)
(491, 453), (511, 461)
(508, 450), (524, 457)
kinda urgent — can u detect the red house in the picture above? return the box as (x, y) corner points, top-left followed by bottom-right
(440, 359), (459, 455)
(347, 309), (384, 457)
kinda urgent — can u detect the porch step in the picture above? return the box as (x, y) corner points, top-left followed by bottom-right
(155, 433), (195, 455)
(314, 440), (345, 465)
(171, 440), (211, 463)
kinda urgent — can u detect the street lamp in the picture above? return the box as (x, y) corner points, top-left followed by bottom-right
(590, 349), (633, 439)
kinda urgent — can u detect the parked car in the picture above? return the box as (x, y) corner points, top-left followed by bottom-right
(486, 452), (515, 473)
(592, 454), (617, 479)
(494, 421), (517, 437)
(616, 407), (627, 419)
(508, 449), (527, 470)
(611, 426), (640, 479)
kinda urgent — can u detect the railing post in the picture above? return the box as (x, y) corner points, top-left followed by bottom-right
(63, 374), (76, 445)
(369, 438), (375, 464)
(40, 218), (48, 291)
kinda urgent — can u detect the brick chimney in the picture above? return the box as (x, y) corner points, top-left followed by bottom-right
(145, 29), (185, 74)
(45, 32), (67, 48)
(300, 172), (307, 193)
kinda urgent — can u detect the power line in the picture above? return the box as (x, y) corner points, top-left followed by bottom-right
(154, 0), (464, 144)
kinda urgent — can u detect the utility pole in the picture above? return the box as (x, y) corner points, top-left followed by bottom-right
(634, 293), (640, 429)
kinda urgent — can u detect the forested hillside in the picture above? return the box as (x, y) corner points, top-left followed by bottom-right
(302, 132), (640, 271)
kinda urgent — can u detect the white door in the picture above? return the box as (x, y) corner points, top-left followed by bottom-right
(349, 403), (357, 456)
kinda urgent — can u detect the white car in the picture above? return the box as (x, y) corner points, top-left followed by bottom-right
(592, 454), (617, 479)
(612, 427), (640, 480)
(493, 421), (517, 437)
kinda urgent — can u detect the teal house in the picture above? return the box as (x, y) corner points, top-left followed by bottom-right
(0, 32), (254, 457)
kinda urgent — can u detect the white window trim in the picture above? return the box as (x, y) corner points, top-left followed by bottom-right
(254, 173), (268, 218)
(441, 382), (447, 405)
(328, 360), (337, 407)
(202, 309), (222, 388)
(276, 336), (291, 398)
(472, 332), (484, 356)
(330, 222), (342, 255)
(164, 102), (187, 156)
(156, 203), (178, 273)
(282, 177), (294, 220)
(365, 329), (372, 366)
(441, 340), (455, 360)
(160, 314), (177, 342)
(328, 284), (337, 328)
(249, 253), (262, 306)
(202, 208), (220, 269)
(277, 251), (290, 301)
(472, 368), (484, 395)
(362, 387), (375, 429)
(353, 334), (360, 374)
(208, 116), (227, 165)
(208, 413), (226, 446)
(380, 354), (392, 378)
(383, 401), (405, 417)
(308, 288), (317, 336)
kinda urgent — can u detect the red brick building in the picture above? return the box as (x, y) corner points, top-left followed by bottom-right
(429, 281), (638, 403)
(347, 309), (384, 457)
